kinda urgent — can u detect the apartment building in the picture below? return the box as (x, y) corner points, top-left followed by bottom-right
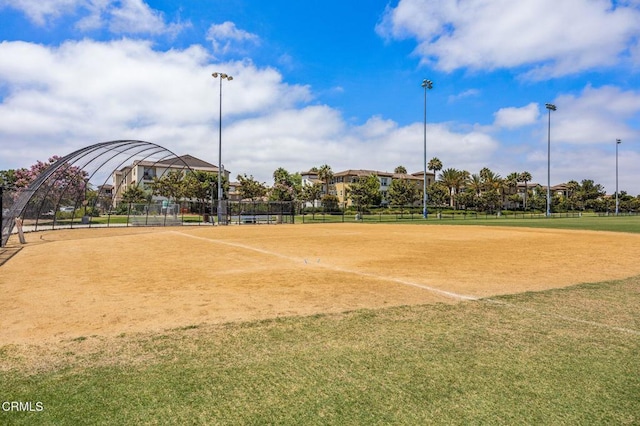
(112, 154), (230, 207)
(330, 169), (434, 206)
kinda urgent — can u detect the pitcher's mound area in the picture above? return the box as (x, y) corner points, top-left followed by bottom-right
(2, 224), (640, 345)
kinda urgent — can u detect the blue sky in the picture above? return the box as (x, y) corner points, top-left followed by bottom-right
(0, 0), (639, 194)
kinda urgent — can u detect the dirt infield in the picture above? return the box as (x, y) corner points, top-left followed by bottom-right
(2, 223), (640, 345)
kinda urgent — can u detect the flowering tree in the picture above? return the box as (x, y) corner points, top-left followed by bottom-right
(14, 156), (89, 214)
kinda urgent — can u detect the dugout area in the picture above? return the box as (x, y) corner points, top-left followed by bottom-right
(1, 223), (640, 345)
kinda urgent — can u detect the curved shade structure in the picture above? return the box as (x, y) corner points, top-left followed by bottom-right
(1, 140), (197, 246)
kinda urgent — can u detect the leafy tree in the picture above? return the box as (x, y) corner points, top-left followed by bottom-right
(578, 179), (606, 210)
(0, 169), (17, 188)
(183, 170), (225, 213)
(321, 194), (340, 212)
(121, 185), (148, 204)
(529, 185), (546, 211)
(387, 177), (419, 209)
(565, 180), (580, 211)
(625, 194), (640, 212)
(236, 174), (267, 201)
(427, 182), (449, 208)
(479, 189), (501, 213)
(301, 182), (324, 211)
(349, 174), (381, 211)
(270, 167), (301, 202)
(394, 165), (407, 174)
(508, 193), (522, 209)
(456, 190), (478, 210)
(151, 170), (186, 203)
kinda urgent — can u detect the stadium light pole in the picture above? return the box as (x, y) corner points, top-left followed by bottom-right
(212, 72), (233, 225)
(422, 79), (433, 219)
(616, 138), (621, 215)
(545, 103), (556, 218)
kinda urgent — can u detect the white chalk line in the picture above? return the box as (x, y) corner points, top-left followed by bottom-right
(169, 230), (478, 301)
(483, 298), (640, 336)
(170, 231), (640, 335)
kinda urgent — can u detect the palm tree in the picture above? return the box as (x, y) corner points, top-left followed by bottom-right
(478, 168), (503, 212)
(428, 157), (443, 183)
(439, 168), (467, 208)
(468, 174), (483, 196)
(479, 167), (492, 182)
(518, 171), (532, 211)
(505, 172), (519, 209)
(317, 164), (333, 197)
(394, 165), (407, 174)
(565, 180), (580, 211)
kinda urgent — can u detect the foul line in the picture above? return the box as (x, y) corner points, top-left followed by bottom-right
(483, 299), (640, 336)
(169, 231), (640, 335)
(169, 230), (478, 301)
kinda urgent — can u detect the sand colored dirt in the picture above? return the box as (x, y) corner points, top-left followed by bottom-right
(2, 223), (640, 345)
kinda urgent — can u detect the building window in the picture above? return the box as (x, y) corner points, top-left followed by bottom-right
(143, 167), (156, 180)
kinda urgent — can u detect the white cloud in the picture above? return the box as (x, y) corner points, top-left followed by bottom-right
(108, 0), (185, 35)
(377, 0), (640, 77)
(550, 85), (640, 145)
(448, 89), (480, 103)
(0, 0), (187, 35)
(0, 0), (80, 25)
(206, 22), (260, 56)
(0, 38), (638, 194)
(0, 38), (504, 187)
(493, 103), (540, 129)
(524, 144), (639, 195)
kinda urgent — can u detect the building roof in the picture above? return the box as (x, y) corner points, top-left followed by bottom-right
(334, 169), (394, 178)
(156, 155), (217, 170)
(393, 173), (423, 181)
(116, 154), (221, 173)
(411, 171), (436, 178)
(334, 169), (431, 181)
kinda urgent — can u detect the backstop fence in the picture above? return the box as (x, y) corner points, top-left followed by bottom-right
(4, 190), (638, 245)
(2, 199), (296, 244)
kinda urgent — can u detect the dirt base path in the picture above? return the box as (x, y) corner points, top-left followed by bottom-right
(2, 224), (639, 345)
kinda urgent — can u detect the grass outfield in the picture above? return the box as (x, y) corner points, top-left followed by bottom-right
(2, 278), (639, 424)
(299, 212), (640, 233)
(1, 219), (639, 424)
(428, 214), (640, 233)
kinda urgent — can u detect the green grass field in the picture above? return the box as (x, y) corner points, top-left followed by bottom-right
(2, 218), (639, 424)
(301, 212), (640, 233)
(429, 213), (640, 233)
